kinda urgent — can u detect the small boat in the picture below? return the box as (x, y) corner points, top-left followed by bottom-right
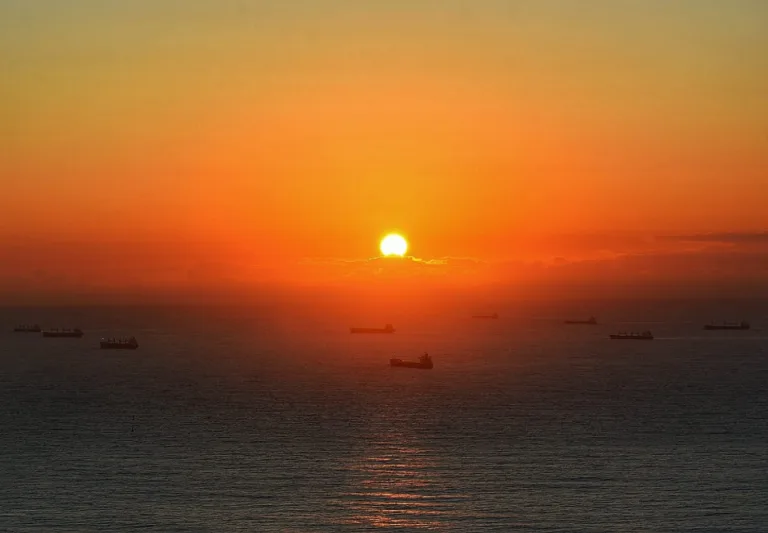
(100, 336), (139, 350)
(390, 352), (433, 369)
(565, 316), (597, 325)
(472, 313), (499, 319)
(350, 324), (395, 334)
(610, 331), (653, 340)
(13, 324), (41, 332)
(704, 321), (750, 331)
(42, 328), (84, 338)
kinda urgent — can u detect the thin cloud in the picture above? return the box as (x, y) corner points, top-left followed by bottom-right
(294, 255), (488, 284)
(658, 232), (768, 245)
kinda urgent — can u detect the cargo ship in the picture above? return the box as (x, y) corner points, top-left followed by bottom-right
(100, 336), (139, 350)
(42, 328), (84, 338)
(350, 324), (395, 334)
(390, 352), (433, 369)
(610, 331), (653, 340)
(13, 324), (41, 332)
(472, 313), (499, 319)
(565, 316), (597, 325)
(704, 321), (750, 331)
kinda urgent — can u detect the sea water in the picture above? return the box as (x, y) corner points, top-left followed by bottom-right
(1, 299), (767, 531)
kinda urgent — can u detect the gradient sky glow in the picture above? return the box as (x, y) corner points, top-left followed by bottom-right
(2, 0), (767, 299)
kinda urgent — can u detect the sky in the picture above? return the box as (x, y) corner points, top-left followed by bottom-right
(1, 0), (767, 301)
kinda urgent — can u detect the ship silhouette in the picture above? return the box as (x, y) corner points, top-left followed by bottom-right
(390, 352), (433, 369)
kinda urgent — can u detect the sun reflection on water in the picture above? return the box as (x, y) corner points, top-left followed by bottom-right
(331, 432), (467, 530)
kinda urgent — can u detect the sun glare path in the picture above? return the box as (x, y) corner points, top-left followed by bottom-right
(380, 234), (408, 257)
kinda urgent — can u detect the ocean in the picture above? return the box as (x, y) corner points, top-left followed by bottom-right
(1, 299), (767, 532)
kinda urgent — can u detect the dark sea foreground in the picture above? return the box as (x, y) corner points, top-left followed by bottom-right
(1, 299), (767, 532)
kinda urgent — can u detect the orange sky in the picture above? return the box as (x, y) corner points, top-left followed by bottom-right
(2, 1), (767, 300)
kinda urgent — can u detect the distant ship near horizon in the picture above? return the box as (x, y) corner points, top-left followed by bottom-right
(565, 316), (597, 325)
(390, 352), (433, 369)
(472, 312), (499, 319)
(610, 331), (654, 340)
(704, 321), (750, 330)
(13, 324), (41, 332)
(350, 324), (395, 334)
(100, 337), (139, 350)
(42, 328), (84, 338)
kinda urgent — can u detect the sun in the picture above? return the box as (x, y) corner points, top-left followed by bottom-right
(380, 233), (408, 257)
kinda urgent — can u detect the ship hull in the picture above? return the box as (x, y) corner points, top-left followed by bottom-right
(609, 335), (653, 340)
(704, 325), (749, 330)
(390, 359), (433, 369)
(350, 329), (394, 334)
(565, 321), (597, 325)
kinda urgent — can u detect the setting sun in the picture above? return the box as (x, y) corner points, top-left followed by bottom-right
(380, 234), (408, 257)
